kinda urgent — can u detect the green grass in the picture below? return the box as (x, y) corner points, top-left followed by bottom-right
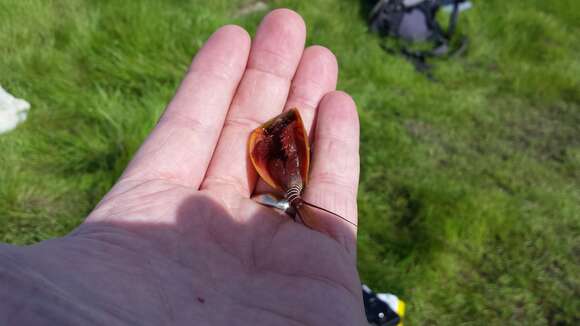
(1, 0), (579, 324)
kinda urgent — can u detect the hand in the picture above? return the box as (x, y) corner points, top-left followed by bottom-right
(0, 9), (364, 326)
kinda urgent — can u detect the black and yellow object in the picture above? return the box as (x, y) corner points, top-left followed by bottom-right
(363, 284), (405, 326)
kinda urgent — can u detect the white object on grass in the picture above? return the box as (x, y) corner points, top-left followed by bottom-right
(235, 1), (268, 18)
(0, 86), (30, 134)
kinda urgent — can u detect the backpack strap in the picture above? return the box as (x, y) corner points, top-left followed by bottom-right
(420, 0), (460, 58)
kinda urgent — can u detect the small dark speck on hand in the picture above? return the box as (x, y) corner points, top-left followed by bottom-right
(197, 297), (205, 303)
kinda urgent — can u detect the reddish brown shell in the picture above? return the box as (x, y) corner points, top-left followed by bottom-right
(248, 108), (310, 192)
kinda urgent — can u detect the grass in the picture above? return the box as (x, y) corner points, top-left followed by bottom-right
(1, 0), (579, 324)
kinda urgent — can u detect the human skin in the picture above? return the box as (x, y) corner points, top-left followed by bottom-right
(0, 9), (365, 326)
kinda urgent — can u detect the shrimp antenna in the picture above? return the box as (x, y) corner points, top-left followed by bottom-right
(302, 200), (358, 228)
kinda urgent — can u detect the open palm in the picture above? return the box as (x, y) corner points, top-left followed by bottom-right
(1, 9), (365, 326)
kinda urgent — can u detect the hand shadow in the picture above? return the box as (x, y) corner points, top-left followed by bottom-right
(1, 193), (362, 325)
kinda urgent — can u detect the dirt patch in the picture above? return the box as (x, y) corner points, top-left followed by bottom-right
(404, 119), (459, 162)
(503, 104), (580, 163)
(404, 119), (434, 139)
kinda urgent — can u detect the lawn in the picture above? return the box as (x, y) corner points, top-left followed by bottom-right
(1, 0), (579, 324)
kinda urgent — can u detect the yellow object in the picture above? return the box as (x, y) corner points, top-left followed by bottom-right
(396, 299), (406, 326)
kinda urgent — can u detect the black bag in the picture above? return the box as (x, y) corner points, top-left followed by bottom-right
(369, 0), (468, 75)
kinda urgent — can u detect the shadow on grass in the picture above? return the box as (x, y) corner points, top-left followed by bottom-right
(387, 185), (440, 262)
(359, 0), (378, 21)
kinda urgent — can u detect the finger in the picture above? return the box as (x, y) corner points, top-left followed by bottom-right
(302, 91), (359, 251)
(120, 25), (251, 188)
(285, 45), (338, 134)
(253, 45), (338, 195)
(201, 9), (306, 196)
